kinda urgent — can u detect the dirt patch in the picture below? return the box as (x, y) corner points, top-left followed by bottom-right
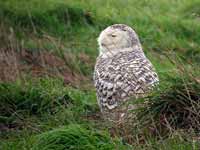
(0, 48), (88, 85)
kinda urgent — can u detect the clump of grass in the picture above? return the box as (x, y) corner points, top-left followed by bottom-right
(32, 124), (130, 150)
(138, 68), (200, 136)
(0, 78), (68, 114)
(0, 78), (67, 126)
(0, 78), (97, 126)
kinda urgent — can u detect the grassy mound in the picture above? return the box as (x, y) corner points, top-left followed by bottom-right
(139, 70), (200, 135)
(0, 78), (97, 126)
(0, 79), (69, 115)
(32, 124), (129, 150)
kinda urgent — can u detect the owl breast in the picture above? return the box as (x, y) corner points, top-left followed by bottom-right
(94, 50), (159, 114)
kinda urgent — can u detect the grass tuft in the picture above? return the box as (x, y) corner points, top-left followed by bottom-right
(0, 78), (97, 127)
(138, 68), (200, 136)
(32, 124), (129, 150)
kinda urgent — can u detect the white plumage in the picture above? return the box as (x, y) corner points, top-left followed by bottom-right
(94, 24), (159, 123)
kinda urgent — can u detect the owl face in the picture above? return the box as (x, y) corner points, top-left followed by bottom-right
(98, 24), (140, 55)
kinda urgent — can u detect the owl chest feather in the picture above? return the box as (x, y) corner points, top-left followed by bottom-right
(94, 51), (159, 110)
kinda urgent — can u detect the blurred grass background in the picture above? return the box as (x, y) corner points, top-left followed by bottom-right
(0, 0), (200, 149)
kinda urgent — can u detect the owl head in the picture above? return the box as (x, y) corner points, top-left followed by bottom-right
(98, 24), (142, 55)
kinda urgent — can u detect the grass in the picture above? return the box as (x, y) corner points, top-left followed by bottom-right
(1, 0), (200, 59)
(32, 124), (130, 150)
(137, 68), (200, 134)
(0, 78), (98, 130)
(0, 0), (200, 149)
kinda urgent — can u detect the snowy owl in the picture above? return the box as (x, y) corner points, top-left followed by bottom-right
(94, 24), (159, 123)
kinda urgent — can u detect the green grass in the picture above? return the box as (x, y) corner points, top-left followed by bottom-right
(138, 68), (200, 133)
(0, 0), (200, 59)
(0, 0), (200, 149)
(1, 0), (199, 76)
(0, 78), (98, 129)
(1, 75), (200, 149)
(32, 124), (130, 150)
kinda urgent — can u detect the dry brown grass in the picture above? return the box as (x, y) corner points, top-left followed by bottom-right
(0, 23), (90, 87)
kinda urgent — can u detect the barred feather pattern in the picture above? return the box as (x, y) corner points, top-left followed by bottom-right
(94, 48), (159, 122)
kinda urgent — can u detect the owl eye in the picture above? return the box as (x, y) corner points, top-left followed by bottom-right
(111, 34), (117, 37)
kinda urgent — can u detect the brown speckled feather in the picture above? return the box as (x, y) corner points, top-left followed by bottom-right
(94, 24), (159, 122)
(94, 49), (159, 116)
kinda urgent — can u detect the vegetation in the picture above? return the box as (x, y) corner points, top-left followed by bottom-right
(137, 68), (200, 137)
(32, 124), (130, 150)
(0, 0), (200, 149)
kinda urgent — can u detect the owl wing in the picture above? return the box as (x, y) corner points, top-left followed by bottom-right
(94, 51), (159, 111)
